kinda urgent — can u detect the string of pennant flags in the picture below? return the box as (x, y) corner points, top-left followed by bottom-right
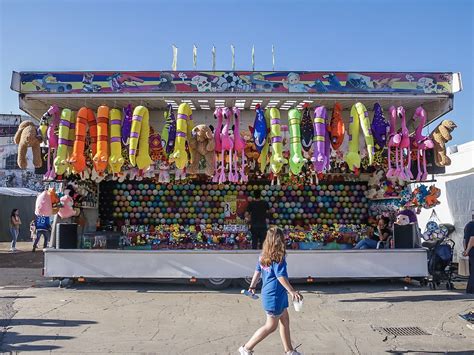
(171, 44), (275, 71)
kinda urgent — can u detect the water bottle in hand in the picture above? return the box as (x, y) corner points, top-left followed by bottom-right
(241, 289), (259, 299)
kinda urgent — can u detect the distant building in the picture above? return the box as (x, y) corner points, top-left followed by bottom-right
(0, 114), (43, 191)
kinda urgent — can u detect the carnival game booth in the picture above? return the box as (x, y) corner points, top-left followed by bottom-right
(10, 70), (462, 288)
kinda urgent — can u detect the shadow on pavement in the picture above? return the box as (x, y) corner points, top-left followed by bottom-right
(1, 332), (72, 352)
(340, 293), (473, 303)
(387, 351), (474, 354)
(6, 319), (97, 327)
(0, 296), (35, 299)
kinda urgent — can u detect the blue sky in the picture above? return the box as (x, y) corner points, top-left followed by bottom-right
(0, 0), (472, 145)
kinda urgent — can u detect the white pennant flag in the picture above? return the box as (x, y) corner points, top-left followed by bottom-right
(231, 44), (235, 70)
(251, 45), (255, 71)
(193, 44), (197, 69)
(272, 45), (275, 71)
(212, 45), (216, 71)
(172, 44), (178, 71)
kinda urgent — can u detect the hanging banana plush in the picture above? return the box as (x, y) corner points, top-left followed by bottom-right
(269, 108), (288, 174)
(93, 105), (109, 174)
(69, 107), (97, 174)
(108, 108), (124, 174)
(170, 103), (192, 170)
(358, 102), (375, 165)
(129, 106), (153, 171)
(288, 109), (306, 175)
(344, 103), (365, 172)
(65, 111), (76, 175)
(54, 109), (74, 176)
(312, 106), (328, 173)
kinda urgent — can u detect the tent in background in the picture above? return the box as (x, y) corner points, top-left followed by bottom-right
(418, 141), (474, 260)
(0, 187), (38, 242)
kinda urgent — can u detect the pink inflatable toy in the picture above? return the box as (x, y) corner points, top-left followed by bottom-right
(220, 107), (234, 183)
(397, 106), (411, 181)
(40, 105), (60, 180)
(212, 108), (223, 183)
(411, 106), (434, 181)
(232, 107), (247, 183)
(386, 106), (401, 178)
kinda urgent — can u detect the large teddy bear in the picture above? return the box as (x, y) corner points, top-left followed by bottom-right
(187, 124), (215, 176)
(430, 120), (457, 167)
(14, 121), (43, 169)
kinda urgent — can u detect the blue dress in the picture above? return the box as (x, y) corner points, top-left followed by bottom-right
(256, 256), (289, 315)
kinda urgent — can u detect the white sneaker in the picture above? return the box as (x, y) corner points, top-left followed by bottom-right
(286, 350), (302, 355)
(239, 345), (254, 354)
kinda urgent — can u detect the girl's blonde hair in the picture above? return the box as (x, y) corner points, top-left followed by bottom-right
(260, 226), (286, 267)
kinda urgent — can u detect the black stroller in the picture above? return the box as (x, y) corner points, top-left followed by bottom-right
(422, 224), (456, 290)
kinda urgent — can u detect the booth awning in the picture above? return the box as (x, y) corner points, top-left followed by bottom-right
(0, 187), (39, 197)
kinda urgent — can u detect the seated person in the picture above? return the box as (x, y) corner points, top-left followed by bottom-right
(354, 216), (391, 250)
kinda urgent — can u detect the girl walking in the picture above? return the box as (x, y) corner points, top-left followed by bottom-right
(239, 227), (303, 355)
(9, 208), (21, 252)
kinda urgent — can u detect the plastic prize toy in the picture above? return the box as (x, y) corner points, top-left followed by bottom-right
(396, 106), (412, 181)
(121, 104), (133, 147)
(300, 105), (314, 152)
(358, 102), (375, 166)
(128, 106), (153, 171)
(287, 108), (306, 175)
(344, 104), (361, 172)
(250, 105), (268, 153)
(232, 107), (248, 183)
(40, 105), (61, 180)
(108, 108), (124, 174)
(212, 107), (224, 183)
(161, 104), (176, 158)
(93, 105), (109, 174)
(269, 108), (288, 175)
(222, 107), (237, 183)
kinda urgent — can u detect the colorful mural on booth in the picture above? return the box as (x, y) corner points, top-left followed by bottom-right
(15, 71), (454, 95)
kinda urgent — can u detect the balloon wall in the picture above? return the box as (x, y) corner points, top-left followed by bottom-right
(99, 180), (369, 227)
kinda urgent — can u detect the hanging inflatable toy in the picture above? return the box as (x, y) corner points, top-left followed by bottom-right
(149, 127), (165, 162)
(371, 103), (389, 149)
(69, 107), (97, 174)
(312, 106), (329, 173)
(250, 106), (267, 153)
(411, 106), (434, 181)
(129, 105), (153, 171)
(386, 106), (401, 178)
(53, 109), (74, 176)
(328, 102), (345, 150)
(93, 105), (109, 174)
(232, 107), (247, 183)
(212, 107), (223, 183)
(65, 111), (76, 175)
(358, 102), (375, 166)
(108, 108), (124, 174)
(39, 105), (61, 180)
(397, 106), (411, 181)
(161, 104), (176, 158)
(300, 105), (314, 152)
(259, 108), (271, 174)
(344, 104), (362, 172)
(221, 107), (235, 183)
(269, 108), (288, 175)
(170, 103), (192, 170)
(121, 104), (133, 147)
(287, 109), (306, 175)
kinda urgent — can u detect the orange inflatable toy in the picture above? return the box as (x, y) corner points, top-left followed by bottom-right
(93, 105), (109, 173)
(328, 102), (345, 150)
(69, 107), (97, 174)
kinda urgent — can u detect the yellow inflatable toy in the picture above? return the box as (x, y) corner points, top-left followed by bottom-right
(66, 111), (76, 175)
(69, 107), (97, 174)
(128, 106), (153, 171)
(358, 103), (375, 165)
(288, 109), (306, 175)
(269, 108), (288, 174)
(93, 105), (109, 174)
(108, 108), (124, 174)
(170, 103), (192, 170)
(53, 109), (74, 176)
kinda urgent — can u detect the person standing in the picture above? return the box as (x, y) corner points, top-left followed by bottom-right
(33, 215), (51, 252)
(462, 212), (474, 294)
(245, 189), (270, 249)
(9, 209), (21, 252)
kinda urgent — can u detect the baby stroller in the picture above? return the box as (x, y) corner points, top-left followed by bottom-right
(422, 223), (455, 290)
